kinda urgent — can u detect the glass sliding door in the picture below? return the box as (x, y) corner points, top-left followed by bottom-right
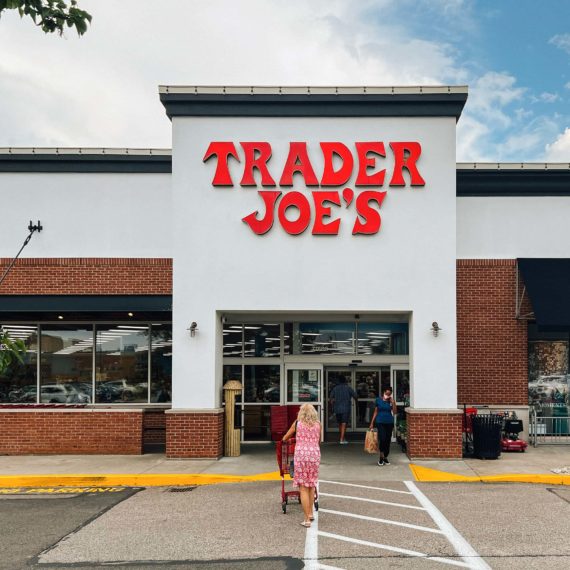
(326, 369), (353, 431)
(325, 368), (385, 433)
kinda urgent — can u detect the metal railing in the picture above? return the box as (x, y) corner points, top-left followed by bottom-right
(530, 404), (570, 446)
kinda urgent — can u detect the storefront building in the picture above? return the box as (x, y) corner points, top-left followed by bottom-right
(0, 86), (569, 459)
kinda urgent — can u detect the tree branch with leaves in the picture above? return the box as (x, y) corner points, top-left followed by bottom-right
(0, 0), (92, 36)
(0, 330), (26, 376)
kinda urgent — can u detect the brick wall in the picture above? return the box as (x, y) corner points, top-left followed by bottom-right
(406, 410), (463, 459)
(457, 259), (528, 406)
(0, 258), (172, 295)
(0, 410), (143, 455)
(166, 410), (224, 459)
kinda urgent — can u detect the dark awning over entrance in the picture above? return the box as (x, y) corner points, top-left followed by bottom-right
(518, 259), (570, 328)
(0, 295), (172, 321)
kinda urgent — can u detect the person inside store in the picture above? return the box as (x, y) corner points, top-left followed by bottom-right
(282, 403), (321, 528)
(369, 386), (397, 465)
(330, 376), (358, 444)
(356, 376), (370, 423)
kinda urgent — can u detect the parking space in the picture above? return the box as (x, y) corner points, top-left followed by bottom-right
(311, 480), (488, 569)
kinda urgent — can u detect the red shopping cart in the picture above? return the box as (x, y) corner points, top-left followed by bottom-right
(276, 437), (300, 513)
(276, 437), (319, 514)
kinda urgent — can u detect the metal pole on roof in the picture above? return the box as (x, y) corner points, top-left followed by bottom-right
(0, 221), (43, 288)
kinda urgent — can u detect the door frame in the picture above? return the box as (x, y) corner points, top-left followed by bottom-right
(390, 365), (410, 408)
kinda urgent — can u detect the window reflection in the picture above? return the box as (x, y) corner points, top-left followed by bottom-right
(244, 324), (281, 357)
(0, 325), (38, 403)
(244, 365), (280, 403)
(287, 369), (320, 402)
(223, 325), (243, 357)
(357, 323), (409, 355)
(95, 325), (148, 403)
(223, 364), (242, 384)
(150, 325), (172, 403)
(286, 323), (355, 355)
(40, 326), (93, 403)
(529, 339), (569, 408)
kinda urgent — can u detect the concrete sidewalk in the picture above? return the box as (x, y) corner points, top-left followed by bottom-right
(1, 442), (570, 482)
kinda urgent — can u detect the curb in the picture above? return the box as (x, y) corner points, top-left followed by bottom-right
(0, 471), (287, 489)
(410, 464), (570, 485)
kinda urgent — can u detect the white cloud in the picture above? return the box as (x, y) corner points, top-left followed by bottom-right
(549, 33), (570, 55)
(531, 92), (560, 103)
(465, 72), (525, 128)
(0, 0), (467, 147)
(456, 71), (529, 161)
(514, 108), (533, 121)
(0, 0), (563, 163)
(545, 128), (570, 161)
(565, 81), (570, 90)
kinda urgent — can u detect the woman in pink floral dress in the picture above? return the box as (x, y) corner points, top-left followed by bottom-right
(282, 403), (321, 527)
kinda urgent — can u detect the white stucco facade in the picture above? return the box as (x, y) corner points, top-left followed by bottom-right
(0, 171), (171, 259)
(170, 115), (458, 411)
(457, 196), (570, 259)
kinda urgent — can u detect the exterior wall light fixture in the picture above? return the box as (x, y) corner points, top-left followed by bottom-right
(431, 322), (441, 337)
(188, 322), (198, 337)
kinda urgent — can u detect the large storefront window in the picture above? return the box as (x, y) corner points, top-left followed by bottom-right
(223, 318), (409, 441)
(223, 324), (281, 357)
(284, 321), (409, 355)
(0, 325), (38, 403)
(95, 325), (149, 403)
(0, 322), (172, 404)
(528, 326), (570, 437)
(41, 326), (93, 403)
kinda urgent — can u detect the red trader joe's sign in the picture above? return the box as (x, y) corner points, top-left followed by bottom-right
(203, 141), (425, 236)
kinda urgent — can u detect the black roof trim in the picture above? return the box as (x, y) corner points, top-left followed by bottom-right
(0, 153), (172, 173)
(457, 168), (570, 197)
(159, 93), (468, 120)
(0, 295), (172, 312)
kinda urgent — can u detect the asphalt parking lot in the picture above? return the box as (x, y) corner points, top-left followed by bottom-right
(1, 481), (569, 569)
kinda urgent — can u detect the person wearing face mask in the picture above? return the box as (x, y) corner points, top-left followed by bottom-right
(369, 387), (397, 465)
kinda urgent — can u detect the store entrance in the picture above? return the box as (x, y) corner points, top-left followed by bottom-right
(325, 366), (410, 438)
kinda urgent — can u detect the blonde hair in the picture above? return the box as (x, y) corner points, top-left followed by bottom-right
(297, 404), (319, 427)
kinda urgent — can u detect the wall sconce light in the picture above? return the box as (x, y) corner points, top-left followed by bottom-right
(188, 322), (198, 337)
(431, 322), (441, 337)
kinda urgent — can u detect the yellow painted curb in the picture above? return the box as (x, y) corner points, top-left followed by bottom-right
(0, 471), (288, 489)
(410, 464), (570, 486)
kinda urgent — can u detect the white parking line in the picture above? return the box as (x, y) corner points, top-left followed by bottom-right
(319, 492), (425, 510)
(318, 531), (472, 568)
(404, 481), (491, 570)
(319, 508), (444, 534)
(319, 479), (414, 495)
(303, 482), (320, 570)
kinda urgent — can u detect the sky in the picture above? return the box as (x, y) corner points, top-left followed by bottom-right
(0, 0), (569, 162)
